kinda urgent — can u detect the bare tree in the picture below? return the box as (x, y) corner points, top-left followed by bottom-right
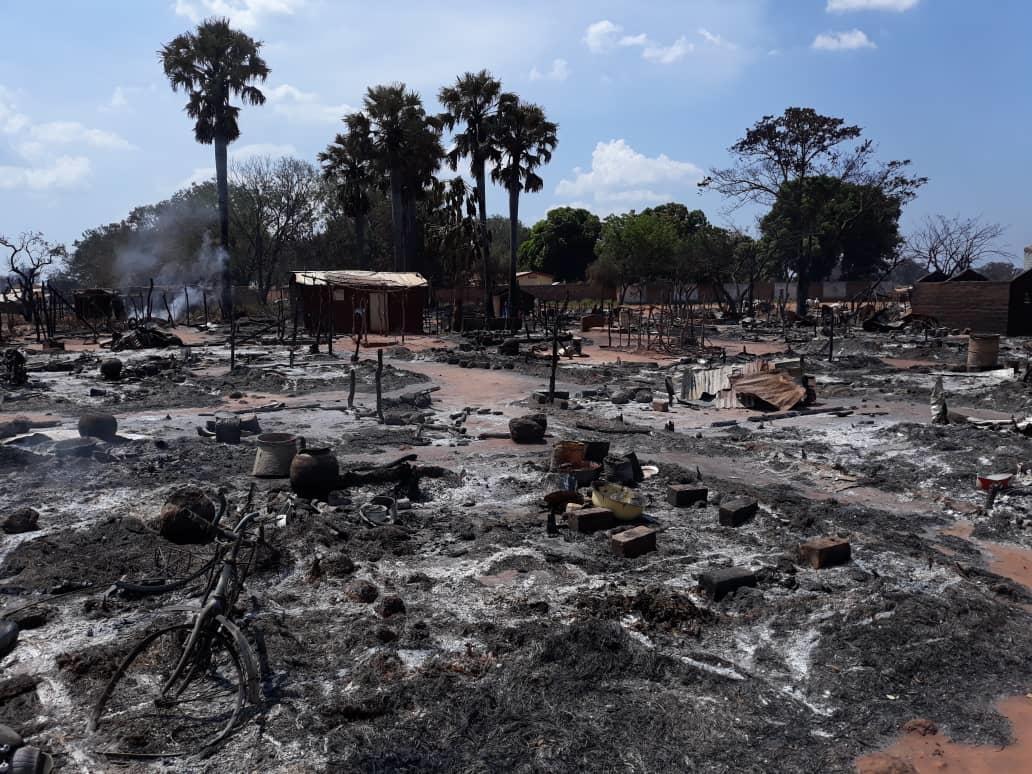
(906, 214), (1007, 276)
(0, 232), (65, 321)
(230, 156), (323, 303)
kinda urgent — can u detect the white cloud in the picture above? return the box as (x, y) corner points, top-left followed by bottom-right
(529, 58), (570, 82)
(584, 20), (718, 65)
(827, 0), (918, 12)
(698, 28), (737, 50)
(28, 122), (135, 151)
(101, 84), (156, 112)
(555, 139), (703, 212)
(642, 36), (693, 64)
(173, 0), (304, 29)
(177, 142), (298, 189)
(812, 29), (877, 50)
(618, 33), (650, 47)
(110, 87), (129, 109)
(0, 86), (29, 134)
(0, 156), (92, 191)
(0, 86), (133, 191)
(584, 20), (623, 53)
(265, 84), (351, 123)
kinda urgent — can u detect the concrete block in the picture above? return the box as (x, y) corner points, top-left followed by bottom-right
(798, 537), (851, 569)
(667, 485), (708, 508)
(699, 567), (757, 601)
(651, 399), (670, 412)
(609, 526), (657, 558)
(568, 507), (616, 533)
(719, 498), (758, 527)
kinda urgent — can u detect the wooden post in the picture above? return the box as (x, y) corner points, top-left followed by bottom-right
(375, 348), (384, 423)
(327, 287), (334, 355)
(548, 306), (559, 403)
(33, 291), (41, 342)
(289, 296), (300, 367)
(162, 292), (175, 326)
(401, 290), (406, 344)
(348, 368), (356, 409)
(230, 316), (236, 371)
(607, 301), (612, 348)
(145, 279), (154, 321)
(184, 287), (191, 325)
(828, 313), (835, 362)
(313, 288), (323, 351)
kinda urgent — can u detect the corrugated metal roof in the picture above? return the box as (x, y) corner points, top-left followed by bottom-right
(291, 270), (428, 290)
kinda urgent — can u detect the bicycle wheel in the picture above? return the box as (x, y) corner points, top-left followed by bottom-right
(89, 622), (246, 758)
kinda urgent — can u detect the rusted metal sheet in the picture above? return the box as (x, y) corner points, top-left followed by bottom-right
(683, 358), (802, 409)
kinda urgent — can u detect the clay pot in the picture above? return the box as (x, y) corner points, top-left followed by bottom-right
(157, 487), (216, 545)
(78, 413), (117, 441)
(252, 433), (304, 477)
(290, 448), (340, 499)
(99, 358), (123, 381)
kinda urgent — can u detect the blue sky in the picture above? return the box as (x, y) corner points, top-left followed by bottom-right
(1, 0), (1028, 263)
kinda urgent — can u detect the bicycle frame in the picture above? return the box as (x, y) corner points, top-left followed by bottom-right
(160, 512), (263, 705)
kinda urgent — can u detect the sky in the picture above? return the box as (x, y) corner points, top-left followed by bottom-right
(0, 0), (1029, 264)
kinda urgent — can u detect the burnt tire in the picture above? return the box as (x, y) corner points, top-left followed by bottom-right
(89, 623), (246, 758)
(10, 746), (52, 774)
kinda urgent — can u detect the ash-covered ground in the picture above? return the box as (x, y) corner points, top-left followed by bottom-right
(2, 322), (1031, 773)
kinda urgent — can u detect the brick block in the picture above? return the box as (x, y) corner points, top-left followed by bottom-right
(568, 507), (616, 534)
(719, 498), (758, 527)
(651, 399), (670, 412)
(609, 526), (657, 558)
(667, 485), (708, 508)
(699, 567), (757, 600)
(798, 537), (851, 569)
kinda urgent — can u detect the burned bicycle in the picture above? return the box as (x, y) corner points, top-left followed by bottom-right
(88, 508), (267, 759)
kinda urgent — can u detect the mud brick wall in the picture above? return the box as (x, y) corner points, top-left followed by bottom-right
(911, 281), (1011, 334)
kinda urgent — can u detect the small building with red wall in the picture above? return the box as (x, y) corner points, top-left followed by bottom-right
(290, 270), (427, 336)
(911, 268), (1032, 335)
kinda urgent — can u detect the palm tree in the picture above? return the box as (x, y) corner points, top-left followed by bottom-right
(319, 113), (375, 265)
(160, 17), (270, 317)
(490, 94), (558, 324)
(360, 84), (441, 272)
(438, 70), (502, 316)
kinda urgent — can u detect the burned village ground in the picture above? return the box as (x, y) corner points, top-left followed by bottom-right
(2, 326), (1032, 772)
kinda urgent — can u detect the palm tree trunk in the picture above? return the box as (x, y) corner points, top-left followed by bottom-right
(507, 184), (519, 327)
(403, 196), (418, 274)
(215, 133), (232, 319)
(389, 170), (405, 271)
(474, 163), (492, 318)
(355, 213), (366, 266)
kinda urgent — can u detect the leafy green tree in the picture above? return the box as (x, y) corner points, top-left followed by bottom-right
(642, 203), (709, 240)
(975, 261), (1021, 281)
(160, 17), (270, 316)
(700, 107), (924, 313)
(438, 70), (503, 315)
(490, 94), (558, 320)
(760, 176), (905, 299)
(590, 211), (679, 303)
(517, 207), (601, 282)
(319, 113), (376, 265)
(486, 214), (529, 280)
